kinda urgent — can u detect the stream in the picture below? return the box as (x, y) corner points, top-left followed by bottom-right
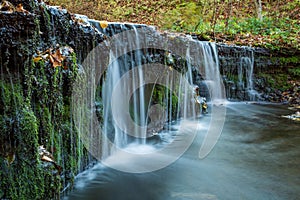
(64, 103), (300, 200)
(1, 3), (300, 199)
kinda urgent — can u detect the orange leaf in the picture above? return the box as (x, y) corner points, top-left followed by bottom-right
(33, 56), (42, 63)
(50, 49), (64, 68)
(41, 155), (55, 163)
(16, 3), (29, 14)
(100, 21), (109, 29)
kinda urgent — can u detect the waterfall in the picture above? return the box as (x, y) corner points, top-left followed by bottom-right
(101, 30), (148, 153)
(73, 22), (226, 168)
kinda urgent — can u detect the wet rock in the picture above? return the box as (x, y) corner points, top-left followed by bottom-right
(0, 1), (105, 199)
(282, 111), (300, 121)
(0, 1), (299, 199)
(0, 11), (38, 73)
(89, 20), (148, 36)
(217, 43), (300, 103)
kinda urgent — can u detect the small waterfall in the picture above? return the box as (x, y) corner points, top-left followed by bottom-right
(220, 45), (260, 101)
(202, 42), (225, 102)
(238, 50), (259, 101)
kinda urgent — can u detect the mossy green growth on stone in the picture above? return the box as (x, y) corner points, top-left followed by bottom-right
(152, 84), (178, 120)
(278, 56), (300, 65)
(0, 80), (53, 200)
(267, 55), (300, 67)
(288, 67), (300, 77)
(0, 47), (87, 199)
(258, 72), (290, 91)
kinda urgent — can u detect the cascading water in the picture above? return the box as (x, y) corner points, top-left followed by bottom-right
(238, 49), (260, 101)
(100, 27), (149, 157)
(73, 22), (226, 171)
(202, 42), (225, 102)
(221, 45), (260, 101)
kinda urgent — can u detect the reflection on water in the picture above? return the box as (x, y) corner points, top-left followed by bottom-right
(65, 103), (300, 200)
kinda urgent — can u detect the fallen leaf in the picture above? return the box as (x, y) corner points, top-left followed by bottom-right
(100, 20), (109, 29)
(0, 1), (14, 13)
(16, 4), (24, 12)
(50, 49), (65, 68)
(41, 155), (55, 163)
(33, 56), (42, 63)
(18, 6), (30, 14)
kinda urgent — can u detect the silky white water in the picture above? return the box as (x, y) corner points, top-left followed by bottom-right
(73, 25), (226, 169)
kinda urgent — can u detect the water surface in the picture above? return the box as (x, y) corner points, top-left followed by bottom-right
(65, 103), (300, 200)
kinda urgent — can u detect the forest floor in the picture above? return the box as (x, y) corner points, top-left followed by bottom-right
(49, 0), (300, 51)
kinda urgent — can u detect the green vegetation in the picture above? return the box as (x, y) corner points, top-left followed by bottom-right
(258, 72), (290, 91)
(0, 80), (54, 200)
(50, 0), (300, 50)
(288, 67), (300, 77)
(278, 56), (300, 65)
(0, 47), (83, 199)
(151, 84), (178, 120)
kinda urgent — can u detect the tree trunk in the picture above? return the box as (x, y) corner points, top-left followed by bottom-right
(225, 0), (233, 31)
(255, 0), (263, 21)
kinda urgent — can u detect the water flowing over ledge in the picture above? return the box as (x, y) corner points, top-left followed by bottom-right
(0, 1), (299, 199)
(71, 20), (227, 171)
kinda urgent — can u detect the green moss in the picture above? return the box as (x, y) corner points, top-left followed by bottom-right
(267, 55), (300, 67)
(279, 56), (300, 65)
(152, 84), (178, 120)
(0, 45), (84, 199)
(288, 67), (300, 77)
(0, 81), (47, 200)
(225, 74), (239, 83)
(258, 72), (290, 91)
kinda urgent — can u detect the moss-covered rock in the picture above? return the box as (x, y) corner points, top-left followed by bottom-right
(0, 0), (105, 199)
(218, 44), (300, 103)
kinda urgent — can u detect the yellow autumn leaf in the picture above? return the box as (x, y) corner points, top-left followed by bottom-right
(16, 4), (24, 12)
(99, 20), (109, 29)
(33, 56), (42, 63)
(41, 155), (55, 163)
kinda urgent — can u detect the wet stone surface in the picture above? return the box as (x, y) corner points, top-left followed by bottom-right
(0, 1), (106, 199)
(0, 1), (299, 199)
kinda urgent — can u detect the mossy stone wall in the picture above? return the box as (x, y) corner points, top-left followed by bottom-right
(0, 1), (104, 199)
